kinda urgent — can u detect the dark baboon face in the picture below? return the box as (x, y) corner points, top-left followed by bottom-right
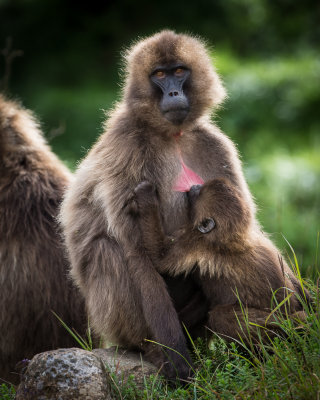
(150, 64), (190, 125)
(188, 179), (251, 245)
(123, 30), (226, 134)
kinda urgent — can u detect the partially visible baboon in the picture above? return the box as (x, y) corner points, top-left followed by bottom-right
(60, 30), (293, 380)
(133, 179), (308, 341)
(0, 96), (86, 384)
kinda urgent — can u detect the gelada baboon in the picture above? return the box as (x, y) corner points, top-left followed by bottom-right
(0, 96), (86, 384)
(60, 30), (284, 380)
(133, 179), (308, 341)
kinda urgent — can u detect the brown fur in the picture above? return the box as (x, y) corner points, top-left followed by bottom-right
(134, 178), (308, 341)
(60, 30), (271, 380)
(0, 96), (86, 384)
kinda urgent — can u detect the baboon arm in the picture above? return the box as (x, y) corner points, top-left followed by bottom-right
(134, 181), (181, 273)
(139, 204), (169, 262)
(140, 210), (189, 275)
(127, 244), (193, 379)
(194, 125), (257, 216)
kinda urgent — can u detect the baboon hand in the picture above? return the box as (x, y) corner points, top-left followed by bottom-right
(143, 340), (193, 383)
(161, 351), (194, 384)
(134, 181), (158, 209)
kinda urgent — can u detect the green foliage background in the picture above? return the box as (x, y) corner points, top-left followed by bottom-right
(0, 0), (319, 276)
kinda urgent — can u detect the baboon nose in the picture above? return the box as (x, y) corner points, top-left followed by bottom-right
(169, 91), (179, 97)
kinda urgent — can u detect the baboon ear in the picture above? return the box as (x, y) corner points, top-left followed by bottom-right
(197, 218), (215, 234)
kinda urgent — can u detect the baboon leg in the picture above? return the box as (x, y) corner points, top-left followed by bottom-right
(82, 237), (147, 347)
(80, 236), (192, 380)
(207, 304), (280, 342)
(126, 243), (193, 380)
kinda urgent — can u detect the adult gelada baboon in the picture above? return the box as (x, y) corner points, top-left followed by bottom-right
(61, 29), (274, 380)
(0, 96), (86, 384)
(133, 179), (309, 341)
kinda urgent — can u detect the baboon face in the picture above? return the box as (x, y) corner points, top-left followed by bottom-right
(123, 30), (226, 132)
(188, 179), (251, 245)
(150, 65), (191, 125)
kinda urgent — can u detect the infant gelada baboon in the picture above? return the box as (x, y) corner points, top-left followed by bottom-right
(134, 179), (308, 341)
(0, 96), (86, 384)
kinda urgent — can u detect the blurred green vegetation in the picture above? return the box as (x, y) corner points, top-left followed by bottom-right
(0, 0), (319, 276)
(216, 52), (320, 276)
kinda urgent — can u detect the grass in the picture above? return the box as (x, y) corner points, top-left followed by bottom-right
(107, 251), (320, 399)
(108, 298), (319, 399)
(0, 384), (15, 400)
(52, 311), (94, 351)
(1, 248), (319, 399)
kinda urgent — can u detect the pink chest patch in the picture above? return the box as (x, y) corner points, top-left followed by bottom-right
(173, 159), (204, 192)
(172, 133), (204, 192)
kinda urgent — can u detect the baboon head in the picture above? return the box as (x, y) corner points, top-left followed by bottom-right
(0, 95), (69, 176)
(187, 179), (252, 247)
(122, 30), (226, 134)
(0, 95), (47, 170)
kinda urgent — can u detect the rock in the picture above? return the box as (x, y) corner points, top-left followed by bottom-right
(16, 347), (157, 399)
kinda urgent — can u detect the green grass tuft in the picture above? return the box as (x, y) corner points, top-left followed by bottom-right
(52, 311), (94, 351)
(109, 259), (320, 399)
(0, 384), (15, 400)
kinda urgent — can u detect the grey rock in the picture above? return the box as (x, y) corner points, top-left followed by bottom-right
(16, 347), (157, 399)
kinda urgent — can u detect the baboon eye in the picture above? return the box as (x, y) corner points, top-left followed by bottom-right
(197, 218), (215, 234)
(174, 68), (185, 76)
(154, 70), (166, 79)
